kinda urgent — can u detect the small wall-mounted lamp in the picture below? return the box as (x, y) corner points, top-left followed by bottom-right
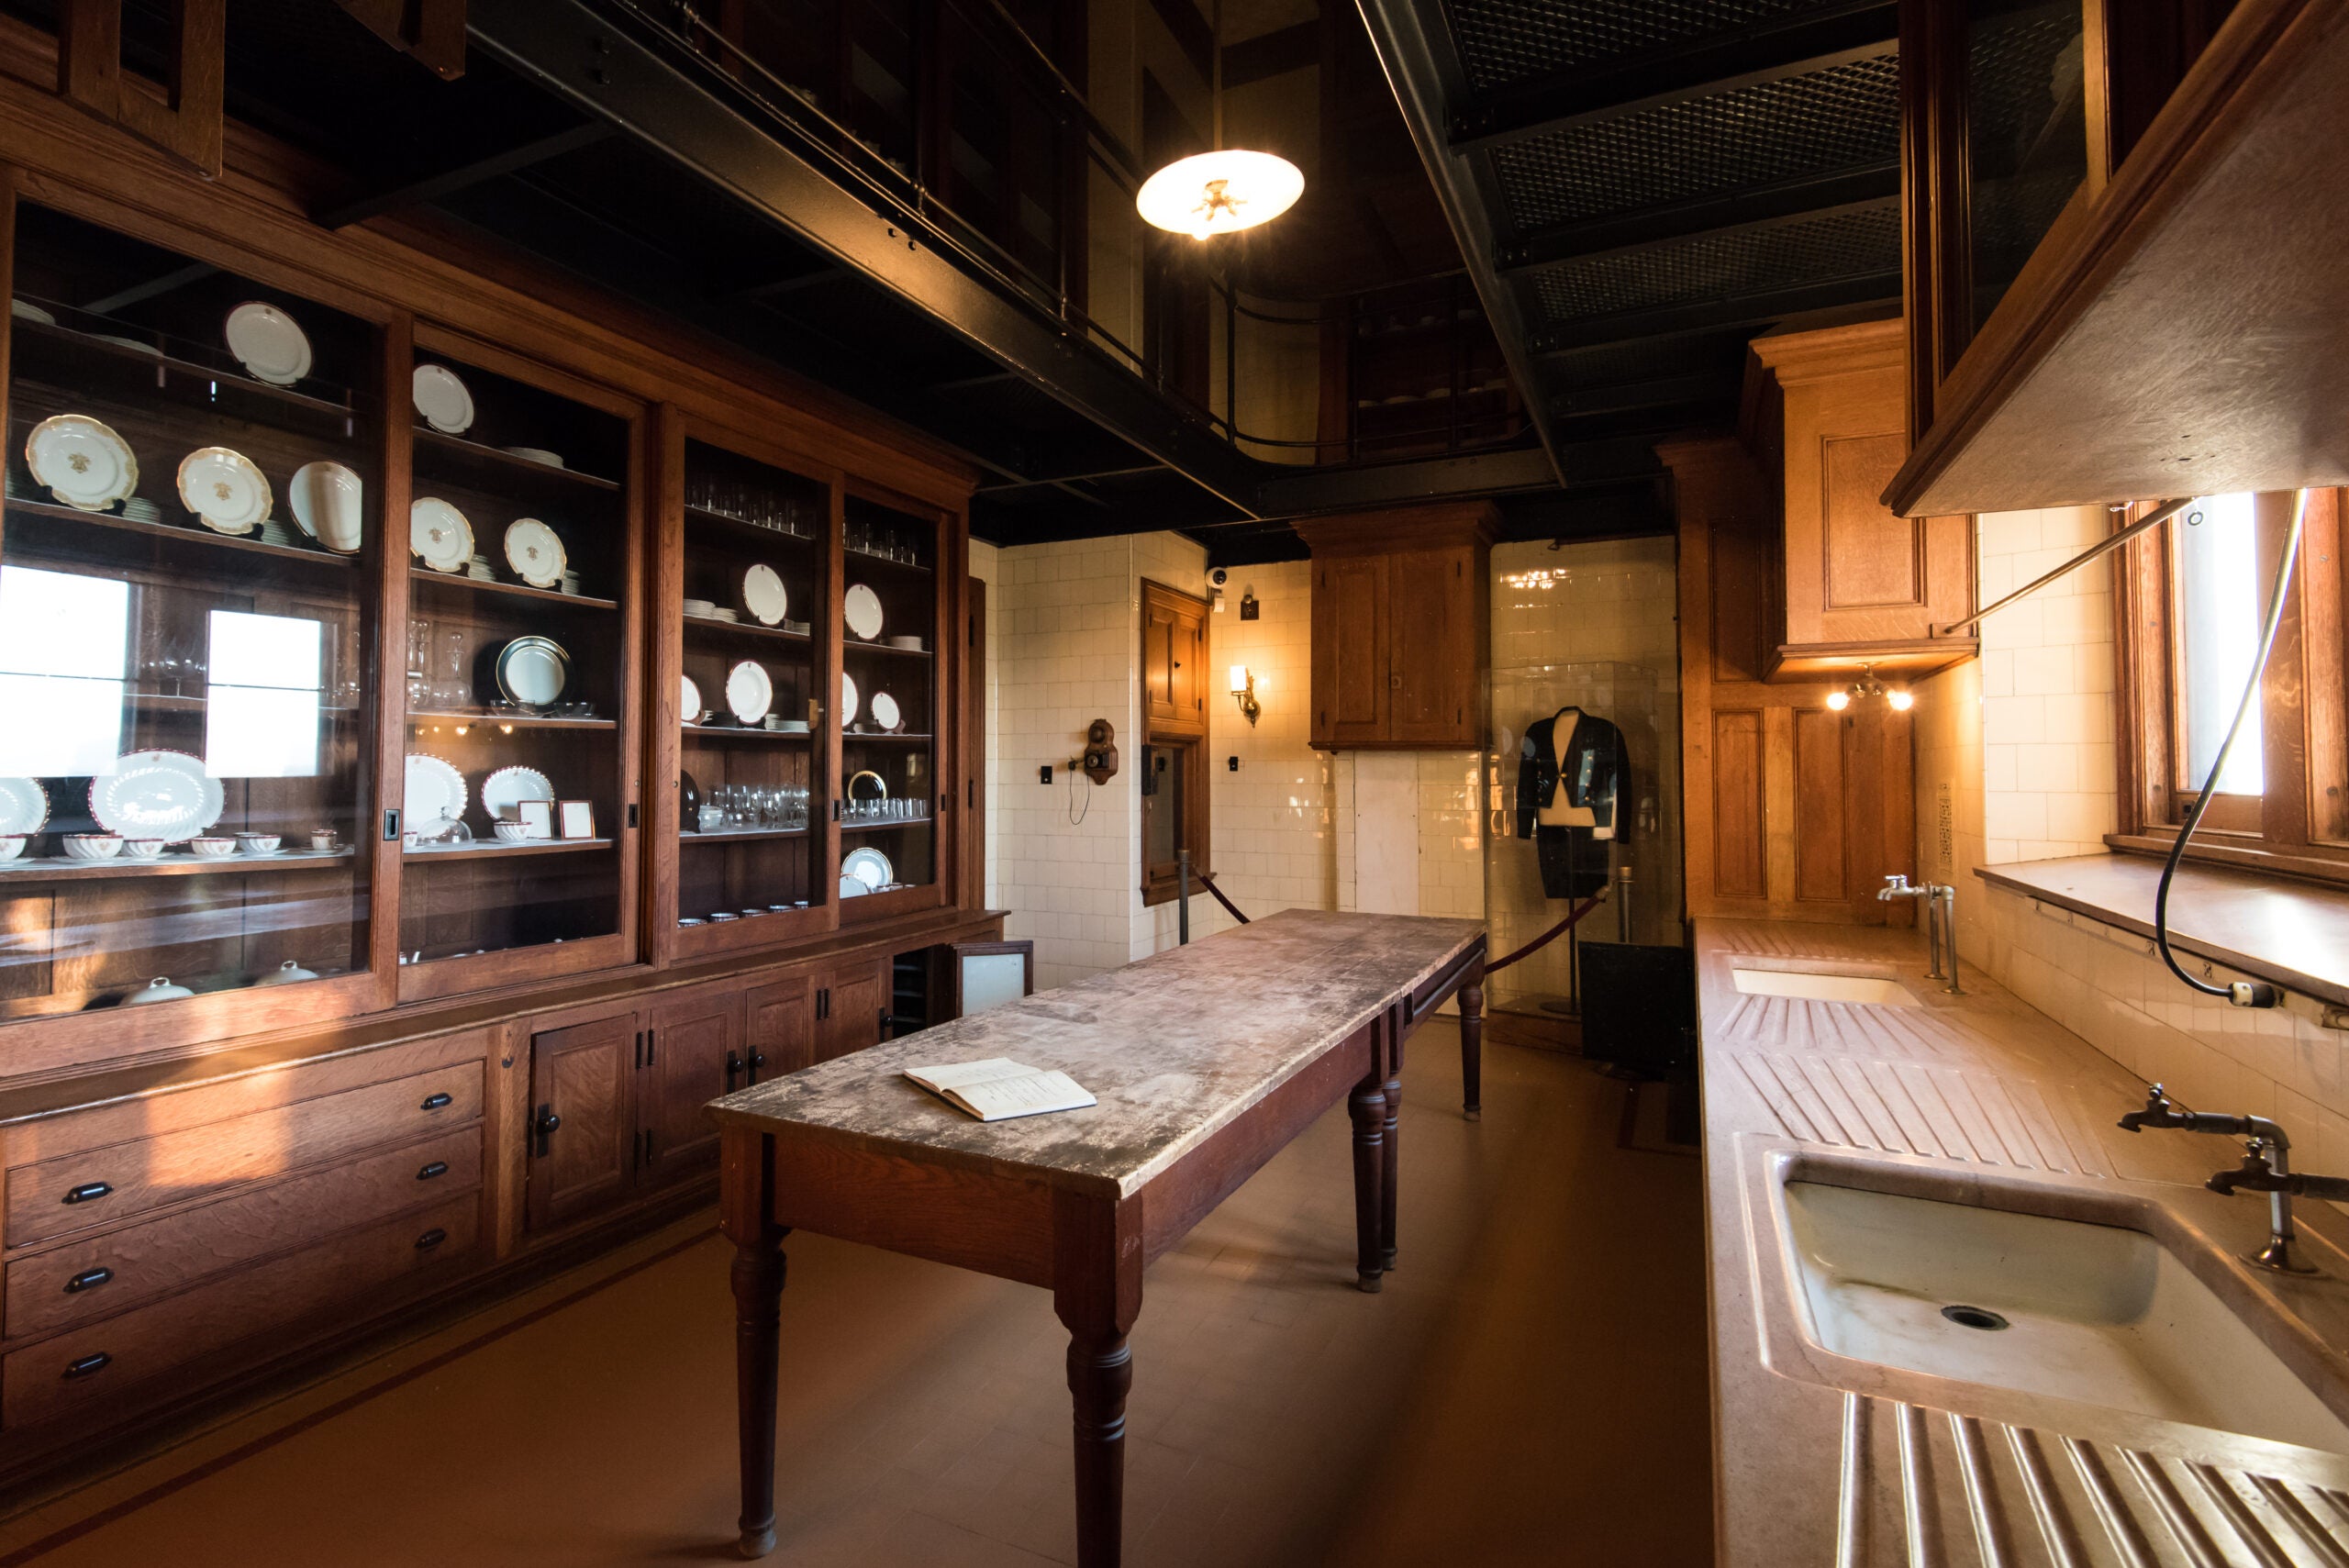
(1826, 664), (1914, 713)
(1230, 665), (1261, 726)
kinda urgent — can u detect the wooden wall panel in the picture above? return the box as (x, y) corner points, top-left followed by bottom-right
(1822, 432), (1920, 608)
(1664, 434), (1916, 926)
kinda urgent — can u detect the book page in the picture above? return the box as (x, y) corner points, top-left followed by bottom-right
(950, 1070), (1096, 1121)
(907, 1058), (1038, 1094)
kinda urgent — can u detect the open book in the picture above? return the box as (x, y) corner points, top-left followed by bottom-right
(904, 1058), (1097, 1123)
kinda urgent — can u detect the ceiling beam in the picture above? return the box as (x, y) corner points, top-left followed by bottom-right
(1532, 272), (1903, 355)
(313, 121), (612, 228)
(1497, 163), (1900, 273)
(977, 462), (1166, 494)
(1449, 4), (1898, 152)
(1553, 370), (1744, 417)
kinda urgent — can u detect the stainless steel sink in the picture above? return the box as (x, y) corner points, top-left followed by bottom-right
(1731, 968), (1918, 1006)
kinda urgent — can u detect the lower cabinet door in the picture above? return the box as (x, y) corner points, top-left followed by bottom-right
(744, 973), (816, 1083)
(527, 1013), (639, 1231)
(644, 990), (740, 1179)
(816, 960), (889, 1062)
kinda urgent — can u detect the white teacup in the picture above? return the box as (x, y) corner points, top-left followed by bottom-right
(0, 835), (25, 861)
(63, 833), (122, 861)
(190, 836), (237, 858)
(309, 829), (340, 851)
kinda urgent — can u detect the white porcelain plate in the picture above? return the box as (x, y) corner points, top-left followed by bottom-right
(504, 518), (566, 588)
(840, 671), (859, 727)
(288, 461), (363, 553)
(843, 583), (884, 641)
(0, 777), (51, 837)
(680, 673), (704, 723)
(843, 846), (893, 892)
(223, 302), (313, 386)
(481, 765), (555, 827)
(495, 637), (569, 706)
(26, 415), (138, 512)
(838, 873), (869, 899)
(404, 753), (467, 827)
(741, 563), (787, 627)
(177, 447), (272, 535)
(411, 363), (474, 434)
(89, 751), (225, 843)
(410, 496), (473, 573)
(869, 691), (901, 732)
(503, 447), (562, 468)
(726, 660), (773, 726)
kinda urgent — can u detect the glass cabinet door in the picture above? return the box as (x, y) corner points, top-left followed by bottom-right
(839, 490), (946, 917)
(0, 204), (380, 1022)
(397, 341), (637, 995)
(669, 433), (834, 950)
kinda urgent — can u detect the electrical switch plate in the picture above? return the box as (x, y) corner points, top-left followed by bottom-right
(1040, 764), (1052, 784)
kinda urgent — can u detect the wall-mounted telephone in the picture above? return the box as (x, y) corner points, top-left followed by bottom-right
(1083, 719), (1119, 784)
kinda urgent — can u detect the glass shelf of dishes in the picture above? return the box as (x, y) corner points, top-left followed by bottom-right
(399, 341), (636, 984)
(837, 490), (941, 916)
(0, 204), (378, 1019)
(673, 435), (831, 945)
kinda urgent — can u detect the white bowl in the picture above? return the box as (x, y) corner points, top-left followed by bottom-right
(190, 837), (237, 858)
(0, 835), (24, 861)
(120, 839), (165, 860)
(236, 833), (282, 855)
(63, 834), (122, 860)
(493, 822), (530, 842)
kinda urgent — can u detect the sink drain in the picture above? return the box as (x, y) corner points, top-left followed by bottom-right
(1940, 1304), (2009, 1331)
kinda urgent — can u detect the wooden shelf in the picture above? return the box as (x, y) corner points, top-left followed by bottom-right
(406, 710), (616, 730)
(843, 731), (933, 742)
(842, 638), (931, 660)
(682, 827), (810, 843)
(5, 496), (355, 569)
(403, 837), (613, 862)
(841, 548), (931, 578)
(1887, 0), (2349, 516)
(841, 817), (932, 834)
(683, 504), (820, 553)
(0, 847), (355, 882)
(684, 724), (811, 741)
(411, 570), (618, 612)
(11, 316), (362, 425)
(413, 427), (619, 493)
(685, 615), (810, 645)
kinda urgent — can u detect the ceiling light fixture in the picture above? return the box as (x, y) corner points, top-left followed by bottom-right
(1828, 665), (1912, 713)
(1135, 0), (1302, 240)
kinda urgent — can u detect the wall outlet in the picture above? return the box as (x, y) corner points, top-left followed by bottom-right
(1039, 764), (1052, 784)
(1228, 756), (1239, 771)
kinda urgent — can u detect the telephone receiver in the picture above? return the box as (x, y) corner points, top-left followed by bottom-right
(1083, 719), (1119, 784)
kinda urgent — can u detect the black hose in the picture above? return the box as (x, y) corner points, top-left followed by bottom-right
(2153, 491), (2306, 1005)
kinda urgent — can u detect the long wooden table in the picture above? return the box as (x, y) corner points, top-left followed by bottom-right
(710, 909), (1488, 1563)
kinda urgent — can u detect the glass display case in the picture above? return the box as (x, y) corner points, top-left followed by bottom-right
(0, 204), (381, 1019)
(838, 489), (945, 917)
(397, 339), (638, 995)
(671, 433), (833, 950)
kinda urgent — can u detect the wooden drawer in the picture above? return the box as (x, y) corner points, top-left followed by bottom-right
(3, 1192), (481, 1430)
(6, 1065), (483, 1248)
(5, 1127), (482, 1343)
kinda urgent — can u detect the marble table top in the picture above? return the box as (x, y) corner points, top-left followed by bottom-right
(709, 909), (1484, 1197)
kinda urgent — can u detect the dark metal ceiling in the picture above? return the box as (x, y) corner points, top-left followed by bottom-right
(1354, 0), (1906, 476)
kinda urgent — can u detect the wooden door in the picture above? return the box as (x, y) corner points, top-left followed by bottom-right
(744, 972), (817, 1082)
(1167, 600), (1203, 723)
(1387, 544), (1479, 746)
(815, 959), (890, 1062)
(526, 1013), (639, 1231)
(1312, 555), (1390, 746)
(1142, 594), (1179, 722)
(643, 987), (741, 1179)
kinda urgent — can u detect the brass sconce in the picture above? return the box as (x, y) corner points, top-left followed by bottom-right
(1230, 665), (1261, 726)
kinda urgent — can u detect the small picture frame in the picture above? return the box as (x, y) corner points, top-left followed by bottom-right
(558, 799), (596, 840)
(517, 799), (555, 840)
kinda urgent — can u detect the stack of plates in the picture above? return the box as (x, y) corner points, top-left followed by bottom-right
(559, 571), (582, 596)
(122, 497), (161, 523)
(709, 607), (740, 623)
(465, 553), (496, 583)
(257, 518), (304, 549)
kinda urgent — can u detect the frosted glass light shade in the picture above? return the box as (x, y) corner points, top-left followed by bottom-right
(1136, 150), (1305, 239)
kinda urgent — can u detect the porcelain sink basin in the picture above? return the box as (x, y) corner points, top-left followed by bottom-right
(1732, 968), (1916, 1006)
(1782, 1181), (2349, 1452)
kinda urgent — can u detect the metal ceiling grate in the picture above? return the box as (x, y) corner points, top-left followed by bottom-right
(1526, 201), (1900, 325)
(1443, 0), (1831, 95)
(1490, 53), (1899, 232)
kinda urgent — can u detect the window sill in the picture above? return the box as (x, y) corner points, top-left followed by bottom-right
(2105, 831), (2349, 891)
(1976, 852), (2349, 1009)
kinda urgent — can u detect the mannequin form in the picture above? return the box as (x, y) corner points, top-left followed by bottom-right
(1516, 706), (1630, 899)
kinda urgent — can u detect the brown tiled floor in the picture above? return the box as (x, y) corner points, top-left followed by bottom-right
(0, 1029), (1711, 1565)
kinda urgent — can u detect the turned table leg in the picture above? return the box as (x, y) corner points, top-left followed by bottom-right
(1350, 1045), (1387, 1293)
(1052, 1191), (1145, 1568)
(1459, 957), (1486, 1121)
(1382, 1007), (1404, 1273)
(721, 1130), (789, 1560)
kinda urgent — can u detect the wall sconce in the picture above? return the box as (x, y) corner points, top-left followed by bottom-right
(1230, 665), (1261, 726)
(1826, 665), (1913, 713)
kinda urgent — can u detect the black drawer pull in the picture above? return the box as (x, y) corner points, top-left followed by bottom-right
(415, 1228), (449, 1251)
(417, 1161), (450, 1181)
(62, 1183), (112, 1206)
(62, 1352), (110, 1379)
(64, 1267), (113, 1295)
(420, 1092), (453, 1111)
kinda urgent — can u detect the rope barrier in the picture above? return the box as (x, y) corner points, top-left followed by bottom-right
(1485, 892), (1607, 975)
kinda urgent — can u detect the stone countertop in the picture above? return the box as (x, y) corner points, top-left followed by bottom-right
(710, 909), (1485, 1199)
(1698, 918), (2349, 1568)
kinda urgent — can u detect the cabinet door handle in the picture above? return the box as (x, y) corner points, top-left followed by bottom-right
(62, 1351), (111, 1380)
(63, 1267), (113, 1295)
(62, 1183), (112, 1206)
(415, 1228), (448, 1251)
(533, 1106), (562, 1157)
(645, 1028), (656, 1067)
(749, 1051), (767, 1085)
(726, 1051), (744, 1089)
(417, 1161), (450, 1181)
(420, 1092), (453, 1111)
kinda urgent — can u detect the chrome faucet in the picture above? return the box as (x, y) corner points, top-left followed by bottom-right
(2116, 1084), (2347, 1273)
(1878, 875), (1961, 994)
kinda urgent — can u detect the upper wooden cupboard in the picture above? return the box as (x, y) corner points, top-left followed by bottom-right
(1297, 503), (1494, 751)
(1742, 320), (1975, 681)
(0, 192), (974, 1076)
